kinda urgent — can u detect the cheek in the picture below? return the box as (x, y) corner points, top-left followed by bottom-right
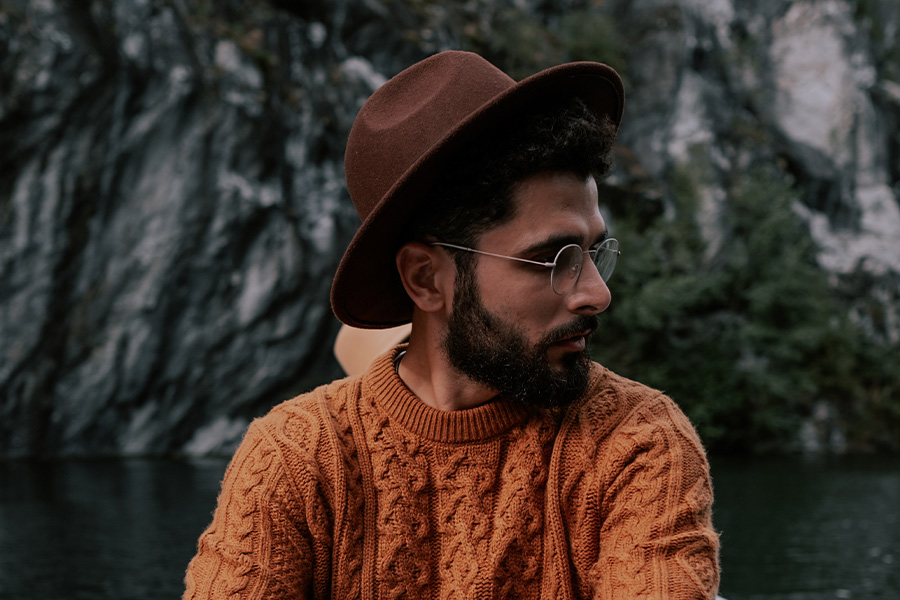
(477, 268), (558, 324)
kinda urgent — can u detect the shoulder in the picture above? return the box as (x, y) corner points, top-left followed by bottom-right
(244, 374), (364, 458)
(573, 363), (706, 456)
(569, 365), (713, 513)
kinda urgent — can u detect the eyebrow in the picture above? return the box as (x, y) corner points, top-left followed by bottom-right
(519, 230), (609, 257)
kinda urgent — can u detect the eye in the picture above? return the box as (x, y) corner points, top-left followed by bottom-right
(533, 251), (560, 264)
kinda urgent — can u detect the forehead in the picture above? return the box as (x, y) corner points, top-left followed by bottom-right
(481, 172), (606, 249)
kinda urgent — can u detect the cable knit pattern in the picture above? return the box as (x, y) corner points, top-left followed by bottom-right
(321, 384), (366, 600)
(184, 347), (720, 599)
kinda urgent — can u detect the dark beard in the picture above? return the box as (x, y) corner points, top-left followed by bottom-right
(443, 268), (597, 409)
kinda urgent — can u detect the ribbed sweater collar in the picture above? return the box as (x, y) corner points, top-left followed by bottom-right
(361, 346), (531, 443)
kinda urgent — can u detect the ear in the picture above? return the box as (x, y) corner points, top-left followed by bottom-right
(396, 242), (455, 314)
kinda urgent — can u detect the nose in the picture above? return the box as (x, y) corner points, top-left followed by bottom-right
(564, 258), (611, 315)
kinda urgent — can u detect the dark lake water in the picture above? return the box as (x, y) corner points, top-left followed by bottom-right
(0, 455), (898, 599)
(711, 455), (900, 600)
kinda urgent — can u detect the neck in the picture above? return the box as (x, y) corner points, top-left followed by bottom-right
(398, 320), (499, 412)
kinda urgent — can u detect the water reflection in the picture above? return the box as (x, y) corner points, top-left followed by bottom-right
(0, 455), (898, 599)
(0, 458), (227, 600)
(712, 455), (900, 600)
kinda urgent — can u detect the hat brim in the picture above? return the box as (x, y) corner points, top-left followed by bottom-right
(331, 61), (624, 329)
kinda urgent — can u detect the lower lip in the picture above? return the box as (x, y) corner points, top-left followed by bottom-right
(553, 336), (586, 351)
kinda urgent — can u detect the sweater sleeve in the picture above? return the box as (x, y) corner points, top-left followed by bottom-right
(183, 416), (332, 600)
(592, 394), (720, 600)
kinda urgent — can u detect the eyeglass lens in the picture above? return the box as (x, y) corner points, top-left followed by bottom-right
(550, 239), (619, 294)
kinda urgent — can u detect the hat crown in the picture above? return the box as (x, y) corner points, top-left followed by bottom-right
(345, 52), (515, 221)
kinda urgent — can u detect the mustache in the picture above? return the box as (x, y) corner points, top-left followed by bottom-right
(541, 315), (599, 346)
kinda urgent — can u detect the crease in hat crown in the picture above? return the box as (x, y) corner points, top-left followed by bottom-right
(332, 50), (625, 329)
(345, 52), (515, 221)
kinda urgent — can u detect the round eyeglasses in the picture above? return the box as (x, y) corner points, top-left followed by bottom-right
(431, 238), (620, 295)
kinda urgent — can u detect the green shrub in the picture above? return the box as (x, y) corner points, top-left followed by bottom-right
(460, 5), (624, 79)
(592, 162), (898, 452)
(555, 10), (626, 73)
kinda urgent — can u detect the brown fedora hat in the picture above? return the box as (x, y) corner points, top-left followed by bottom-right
(331, 50), (624, 328)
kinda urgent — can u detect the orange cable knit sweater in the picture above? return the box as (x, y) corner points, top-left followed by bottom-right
(184, 348), (719, 599)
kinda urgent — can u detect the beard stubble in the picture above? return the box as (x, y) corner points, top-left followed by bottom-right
(443, 265), (597, 409)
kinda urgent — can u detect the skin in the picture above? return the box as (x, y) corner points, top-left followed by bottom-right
(395, 171), (612, 411)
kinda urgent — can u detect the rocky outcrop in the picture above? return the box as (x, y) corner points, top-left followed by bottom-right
(612, 0), (900, 347)
(1, 1), (369, 456)
(1, 0), (898, 456)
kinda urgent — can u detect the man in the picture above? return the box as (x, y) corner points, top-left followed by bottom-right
(184, 50), (720, 599)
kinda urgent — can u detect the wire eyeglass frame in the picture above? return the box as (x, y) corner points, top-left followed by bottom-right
(431, 238), (620, 295)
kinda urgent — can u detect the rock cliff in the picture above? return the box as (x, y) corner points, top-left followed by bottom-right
(1, 0), (898, 456)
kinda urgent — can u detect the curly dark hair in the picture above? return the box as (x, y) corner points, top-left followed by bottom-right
(402, 97), (617, 268)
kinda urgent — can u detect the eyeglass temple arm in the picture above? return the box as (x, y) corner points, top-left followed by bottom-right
(430, 242), (554, 267)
